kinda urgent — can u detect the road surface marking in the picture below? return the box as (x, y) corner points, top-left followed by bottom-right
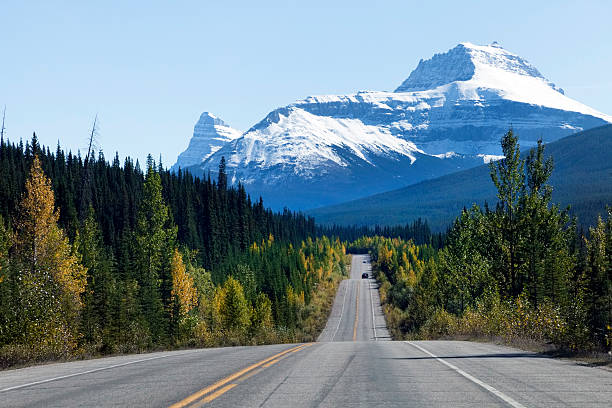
(405, 342), (527, 408)
(331, 280), (349, 341)
(238, 341), (313, 383)
(0, 352), (191, 393)
(353, 282), (360, 341)
(168, 344), (312, 408)
(261, 343), (308, 369)
(193, 383), (237, 407)
(369, 276), (377, 341)
(262, 357), (283, 368)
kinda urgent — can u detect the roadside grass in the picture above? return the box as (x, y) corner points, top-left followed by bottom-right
(373, 262), (612, 368)
(1, 255), (350, 371)
(296, 266), (348, 343)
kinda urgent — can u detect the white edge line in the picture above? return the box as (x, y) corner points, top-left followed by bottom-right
(405, 342), (527, 408)
(332, 277), (350, 341)
(0, 352), (190, 393)
(368, 261), (377, 341)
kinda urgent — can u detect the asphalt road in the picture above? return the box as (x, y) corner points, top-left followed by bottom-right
(1, 254), (610, 407)
(317, 254), (390, 342)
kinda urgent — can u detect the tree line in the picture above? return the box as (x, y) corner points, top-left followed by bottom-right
(319, 219), (444, 248)
(353, 130), (611, 351)
(0, 135), (318, 271)
(0, 135), (347, 367)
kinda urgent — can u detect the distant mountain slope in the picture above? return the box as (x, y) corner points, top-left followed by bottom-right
(177, 42), (611, 209)
(309, 125), (612, 230)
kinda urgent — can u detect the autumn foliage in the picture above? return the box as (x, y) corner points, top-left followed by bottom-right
(1, 156), (86, 359)
(354, 131), (612, 352)
(0, 150), (348, 367)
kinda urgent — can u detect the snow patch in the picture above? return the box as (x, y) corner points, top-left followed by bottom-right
(433, 152), (458, 159)
(217, 107), (422, 176)
(172, 113), (242, 171)
(478, 154), (505, 164)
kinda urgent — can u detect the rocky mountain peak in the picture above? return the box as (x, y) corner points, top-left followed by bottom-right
(171, 112), (241, 172)
(395, 42), (553, 93)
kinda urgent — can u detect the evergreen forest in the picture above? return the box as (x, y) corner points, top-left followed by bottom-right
(0, 129), (609, 369)
(0, 135), (348, 367)
(350, 130), (611, 352)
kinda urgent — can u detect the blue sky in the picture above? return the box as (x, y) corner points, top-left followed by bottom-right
(2, 0), (611, 165)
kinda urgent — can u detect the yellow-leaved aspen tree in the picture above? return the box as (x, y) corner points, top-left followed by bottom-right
(170, 249), (197, 316)
(14, 156), (87, 352)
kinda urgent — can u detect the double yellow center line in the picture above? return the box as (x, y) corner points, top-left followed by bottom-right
(169, 343), (313, 408)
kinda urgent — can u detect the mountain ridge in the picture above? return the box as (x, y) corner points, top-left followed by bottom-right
(309, 125), (612, 230)
(174, 42), (611, 209)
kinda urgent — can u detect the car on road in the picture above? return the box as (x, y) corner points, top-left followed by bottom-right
(362, 260), (367, 263)
(361, 273), (368, 279)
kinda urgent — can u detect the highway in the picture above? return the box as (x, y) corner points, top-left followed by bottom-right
(317, 254), (390, 342)
(1, 254), (610, 407)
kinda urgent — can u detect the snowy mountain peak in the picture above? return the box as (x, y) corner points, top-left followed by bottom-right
(175, 42), (612, 209)
(395, 42), (557, 93)
(171, 112), (242, 172)
(196, 111), (228, 127)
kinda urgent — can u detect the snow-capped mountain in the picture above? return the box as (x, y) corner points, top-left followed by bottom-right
(171, 112), (241, 172)
(175, 42), (611, 209)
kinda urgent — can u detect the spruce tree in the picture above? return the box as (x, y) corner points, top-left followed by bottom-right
(77, 208), (114, 348)
(218, 156), (227, 191)
(134, 166), (175, 343)
(489, 129), (525, 297)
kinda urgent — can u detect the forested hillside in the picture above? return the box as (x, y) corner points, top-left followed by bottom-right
(0, 136), (316, 270)
(352, 131), (611, 352)
(312, 125), (612, 231)
(0, 135), (346, 367)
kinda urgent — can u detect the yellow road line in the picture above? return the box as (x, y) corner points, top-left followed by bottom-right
(236, 346), (311, 383)
(234, 367), (265, 383)
(353, 282), (360, 341)
(261, 344), (311, 369)
(168, 344), (309, 408)
(169, 345), (305, 407)
(262, 357), (282, 368)
(197, 383), (237, 406)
